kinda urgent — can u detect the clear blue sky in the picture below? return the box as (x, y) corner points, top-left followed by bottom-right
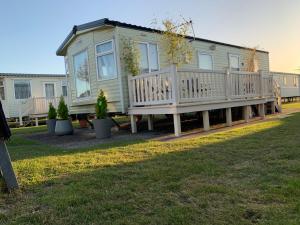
(1, 0), (299, 74)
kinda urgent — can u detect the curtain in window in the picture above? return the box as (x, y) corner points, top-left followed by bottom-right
(14, 80), (31, 99)
(149, 44), (158, 71)
(97, 53), (116, 78)
(62, 86), (67, 97)
(45, 83), (55, 98)
(138, 43), (149, 73)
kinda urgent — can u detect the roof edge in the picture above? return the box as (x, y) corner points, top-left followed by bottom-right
(56, 18), (269, 56)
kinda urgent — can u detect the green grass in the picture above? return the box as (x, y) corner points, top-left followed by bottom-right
(1, 111), (300, 224)
(282, 102), (300, 110)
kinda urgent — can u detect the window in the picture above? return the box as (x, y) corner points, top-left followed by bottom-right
(138, 42), (159, 73)
(62, 80), (68, 97)
(73, 50), (91, 98)
(64, 57), (69, 76)
(0, 80), (5, 100)
(229, 54), (240, 71)
(294, 76), (299, 87)
(96, 40), (117, 80)
(44, 83), (55, 98)
(198, 52), (213, 70)
(14, 80), (31, 99)
(283, 76), (287, 86)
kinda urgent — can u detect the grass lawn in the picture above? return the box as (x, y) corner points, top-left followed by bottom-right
(1, 111), (300, 224)
(282, 102), (300, 110)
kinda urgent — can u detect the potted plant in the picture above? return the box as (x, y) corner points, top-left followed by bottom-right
(93, 90), (112, 139)
(55, 96), (73, 135)
(47, 103), (57, 134)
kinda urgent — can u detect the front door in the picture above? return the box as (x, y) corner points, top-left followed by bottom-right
(44, 83), (55, 99)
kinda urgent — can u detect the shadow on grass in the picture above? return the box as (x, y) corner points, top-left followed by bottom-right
(3, 113), (300, 225)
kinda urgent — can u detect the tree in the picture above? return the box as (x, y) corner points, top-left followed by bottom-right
(57, 96), (69, 120)
(95, 90), (108, 119)
(160, 19), (193, 66)
(122, 38), (140, 76)
(48, 103), (57, 119)
(245, 47), (259, 72)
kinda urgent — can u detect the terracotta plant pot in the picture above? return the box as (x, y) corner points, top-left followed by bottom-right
(79, 119), (88, 128)
(93, 118), (112, 139)
(55, 119), (73, 136)
(47, 119), (56, 134)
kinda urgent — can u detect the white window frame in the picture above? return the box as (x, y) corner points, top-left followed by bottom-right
(228, 53), (240, 71)
(294, 76), (298, 87)
(72, 49), (91, 100)
(64, 56), (69, 76)
(43, 82), (56, 99)
(61, 80), (68, 97)
(137, 41), (160, 73)
(283, 76), (287, 86)
(95, 39), (118, 81)
(197, 51), (214, 70)
(0, 79), (5, 100)
(13, 79), (32, 100)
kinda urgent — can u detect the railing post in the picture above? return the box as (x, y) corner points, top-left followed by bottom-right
(170, 64), (179, 105)
(18, 104), (23, 126)
(259, 70), (264, 98)
(225, 68), (231, 100)
(128, 75), (133, 107)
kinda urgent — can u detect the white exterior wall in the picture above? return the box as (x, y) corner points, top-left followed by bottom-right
(1, 76), (66, 118)
(272, 72), (300, 97)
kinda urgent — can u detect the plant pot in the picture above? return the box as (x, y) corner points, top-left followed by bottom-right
(79, 119), (88, 128)
(47, 119), (56, 134)
(55, 119), (73, 136)
(93, 118), (112, 139)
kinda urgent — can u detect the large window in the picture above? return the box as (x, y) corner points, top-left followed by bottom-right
(229, 54), (240, 71)
(73, 50), (91, 98)
(96, 40), (117, 80)
(64, 57), (69, 76)
(294, 76), (299, 87)
(44, 83), (55, 98)
(14, 80), (31, 99)
(198, 52), (213, 70)
(138, 42), (159, 73)
(62, 80), (68, 97)
(0, 80), (5, 100)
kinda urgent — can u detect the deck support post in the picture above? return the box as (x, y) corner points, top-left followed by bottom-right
(243, 105), (250, 122)
(258, 104), (265, 119)
(202, 110), (210, 131)
(130, 115), (137, 134)
(271, 101), (276, 114)
(19, 116), (23, 126)
(173, 113), (181, 136)
(35, 117), (39, 127)
(147, 115), (154, 131)
(226, 108), (232, 127)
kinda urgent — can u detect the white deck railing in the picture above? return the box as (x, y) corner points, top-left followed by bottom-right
(128, 65), (274, 107)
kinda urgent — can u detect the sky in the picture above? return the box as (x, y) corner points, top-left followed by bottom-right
(0, 0), (299, 74)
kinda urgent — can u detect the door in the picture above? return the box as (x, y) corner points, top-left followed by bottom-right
(44, 83), (55, 99)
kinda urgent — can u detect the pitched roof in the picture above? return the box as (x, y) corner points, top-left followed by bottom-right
(0, 73), (65, 78)
(56, 18), (269, 56)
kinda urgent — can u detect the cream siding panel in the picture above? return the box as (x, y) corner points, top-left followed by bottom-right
(65, 27), (122, 114)
(117, 27), (270, 111)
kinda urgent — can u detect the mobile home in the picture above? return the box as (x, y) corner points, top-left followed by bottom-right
(56, 18), (280, 136)
(272, 72), (300, 101)
(0, 73), (67, 124)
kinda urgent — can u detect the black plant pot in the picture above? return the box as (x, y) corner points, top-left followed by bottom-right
(55, 119), (73, 136)
(47, 119), (56, 134)
(93, 118), (112, 139)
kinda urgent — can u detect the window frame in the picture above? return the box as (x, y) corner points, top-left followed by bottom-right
(283, 76), (287, 86)
(64, 56), (69, 76)
(0, 79), (5, 100)
(95, 39), (118, 81)
(13, 79), (32, 100)
(293, 76), (299, 87)
(137, 41), (160, 73)
(43, 82), (56, 99)
(61, 80), (68, 97)
(197, 51), (214, 71)
(228, 53), (240, 71)
(72, 49), (91, 100)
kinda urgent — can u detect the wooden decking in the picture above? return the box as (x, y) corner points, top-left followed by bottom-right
(128, 65), (279, 136)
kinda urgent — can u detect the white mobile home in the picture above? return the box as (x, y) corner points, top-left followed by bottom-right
(56, 18), (281, 136)
(0, 73), (67, 123)
(272, 72), (300, 100)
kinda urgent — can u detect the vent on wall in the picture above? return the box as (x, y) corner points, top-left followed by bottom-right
(209, 45), (216, 51)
